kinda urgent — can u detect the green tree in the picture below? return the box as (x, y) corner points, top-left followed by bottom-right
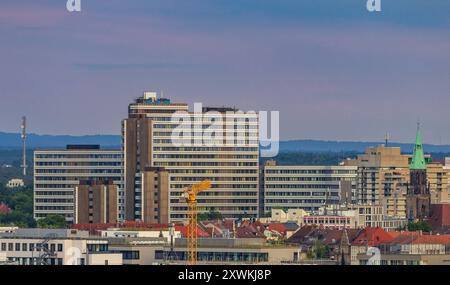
(407, 221), (432, 232)
(37, 214), (67, 229)
(198, 209), (223, 221)
(307, 240), (329, 260)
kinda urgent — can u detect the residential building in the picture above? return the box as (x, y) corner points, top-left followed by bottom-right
(428, 162), (450, 204)
(123, 91), (259, 222)
(356, 145), (410, 218)
(263, 162), (357, 213)
(33, 145), (123, 222)
(74, 180), (118, 224)
(355, 232), (450, 265)
(350, 227), (399, 265)
(6, 179), (25, 188)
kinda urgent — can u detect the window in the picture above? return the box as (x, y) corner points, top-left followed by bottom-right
(15, 243), (20, 251)
(1, 243), (6, 251)
(22, 243), (27, 252)
(122, 251), (140, 260)
(50, 244), (56, 252)
(58, 244), (63, 252)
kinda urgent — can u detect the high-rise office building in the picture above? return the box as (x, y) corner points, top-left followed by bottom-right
(263, 161), (358, 213)
(74, 180), (118, 224)
(123, 92), (259, 222)
(33, 145), (123, 222)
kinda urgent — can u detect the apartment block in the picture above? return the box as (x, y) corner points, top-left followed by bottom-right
(34, 145), (123, 222)
(355, 145), (410, 218)
(74, 180), (118, 224)
(428, 162), (450, 204)
(123, 92), (259, 222)
(263, 162), (357, 213)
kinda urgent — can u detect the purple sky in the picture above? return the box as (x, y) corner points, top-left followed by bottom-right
(1, 0), (449, 144)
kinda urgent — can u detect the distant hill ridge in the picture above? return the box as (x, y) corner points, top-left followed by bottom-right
(1, 132), (450, 153)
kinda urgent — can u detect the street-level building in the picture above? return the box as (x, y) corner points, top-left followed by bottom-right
(34, 145), (123, 222)
(0, 228), (122, 265)
(156, 238), (298, 265)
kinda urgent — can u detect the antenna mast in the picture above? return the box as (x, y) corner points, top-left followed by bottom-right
(21, 116), (27, 176)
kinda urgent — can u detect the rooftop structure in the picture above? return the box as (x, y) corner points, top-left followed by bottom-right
(410, 124), (427, 170)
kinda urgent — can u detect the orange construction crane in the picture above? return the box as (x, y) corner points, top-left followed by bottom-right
(180, 180), (211, 265)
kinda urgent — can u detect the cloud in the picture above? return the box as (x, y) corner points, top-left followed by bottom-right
(74, 63), (201, 71)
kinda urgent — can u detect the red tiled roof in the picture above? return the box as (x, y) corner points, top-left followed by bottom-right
(351, 227), (396, 246)
(385, 233), (450, 245)
(175, 225), (210, 238)
(71, 222), (170, 235)
(267, 223), (288, 235)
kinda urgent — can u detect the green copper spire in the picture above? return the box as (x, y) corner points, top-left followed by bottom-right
(410, 123), (427, 170)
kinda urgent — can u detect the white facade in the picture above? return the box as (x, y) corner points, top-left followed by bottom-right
(6, 179), (25, 188)
(33, 146), (123, 222)
(0, 237), (121, 265)
(263, 165), (358, 213)
(100, 229), (181, 239)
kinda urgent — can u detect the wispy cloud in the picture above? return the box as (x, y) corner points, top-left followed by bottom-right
(74, 62), (202, 71)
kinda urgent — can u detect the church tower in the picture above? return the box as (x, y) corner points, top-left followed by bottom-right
(406, 124), (431, 222)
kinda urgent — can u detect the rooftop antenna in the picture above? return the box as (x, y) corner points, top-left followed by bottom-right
(21, 116), (27, 176)
(384, 132), (390, 147)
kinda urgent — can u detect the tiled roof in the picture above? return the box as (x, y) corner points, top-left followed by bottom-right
(385, 233), (450, 245)
(287, 225), (361, 245)
(175, 225), (210, 238)
(351, 227), (396, 246)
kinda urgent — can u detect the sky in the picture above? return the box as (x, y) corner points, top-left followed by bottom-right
(0, 0), (449, 144)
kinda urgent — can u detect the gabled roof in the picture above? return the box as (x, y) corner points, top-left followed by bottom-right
(175, 225), (210, 238)
(385, 233), (450, 245)
(287, 225), (360, 246)
(351, 227), (396, 246)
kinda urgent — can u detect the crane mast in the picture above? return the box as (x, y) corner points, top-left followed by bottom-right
(181, 180), (211, 265)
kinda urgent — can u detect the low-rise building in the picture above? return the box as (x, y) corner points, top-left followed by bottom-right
(0, 228), (123, 265)
(354, 232), (450, 265)
(6, 179), (25, 188)
(156, 238), (298, 265)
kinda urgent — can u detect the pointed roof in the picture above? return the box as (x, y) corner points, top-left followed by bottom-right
(410, 124), (427, 170)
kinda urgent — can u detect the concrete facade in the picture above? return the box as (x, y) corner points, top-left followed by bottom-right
(33, 145), (123, 222)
